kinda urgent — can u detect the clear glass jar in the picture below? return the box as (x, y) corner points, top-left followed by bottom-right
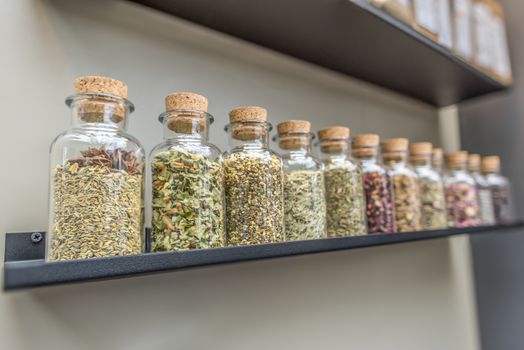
(468, 154), (495, 225)
(276, 120), (326, 241)
(410, 143), (447, 230)
(382, 139), (422, 232)
(319, 127), (366, 237)
(47, 76), (145, 261)
(482, 156), (513, 224)
(352, 134), (395, 234)
(223, 106), (284, 245)
(443, 152), (481, 228)
(150, 92), (225, 251)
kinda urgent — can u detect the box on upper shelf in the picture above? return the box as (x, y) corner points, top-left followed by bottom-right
(472, 0), (512, 85)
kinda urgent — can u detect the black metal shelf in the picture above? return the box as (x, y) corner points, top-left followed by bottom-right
(129, 0), (508, 106)
(4, 224), (523, 291)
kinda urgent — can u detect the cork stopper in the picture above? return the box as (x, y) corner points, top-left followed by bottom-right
(352, 134), (379, 148)
(318, 126), (350, 141)
(277, 120), (311, 135)
(74, 76), (128, 99)
(164, 92), (209, 134)
(382, 138), (409, 152)
(228, 106), (269, 141)
(467, 154), (481, 172)
(165, 92), (208, 112)
(482, 156), (501, 174)
(352, 133), (379, 158)
(446, 151), (468, 169)
(73, 76), (128, 123)
(277, 120), (312, 150)
(382, 138), (408, 160)
(229, 106), (267, 123)
(410, 142), (433, 164)
(410, 142), (432, 155)
(317, 127), (350, 153)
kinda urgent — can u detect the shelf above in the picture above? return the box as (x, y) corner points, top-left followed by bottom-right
(4, 224), (523, 291)
(129, 0), (508, 107)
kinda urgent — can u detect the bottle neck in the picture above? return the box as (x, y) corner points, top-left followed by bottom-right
(410, 156), (431, 169)
(161, 111), (211, 142)
(447, 167), (468, 176)
(383, 152), (407, 167)
(354, 154), (378, 166)
(281, 144), (312, 158)
(226, 120), (271, 150)
(68, 94), (132, 131)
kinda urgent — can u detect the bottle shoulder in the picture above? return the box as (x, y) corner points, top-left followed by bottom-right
(414, 166), (442, 183)
(50, 127), (144, 154)
(283, 155), (323, 171)
(485, 173), (510, 188)
(323, 156), (360, 172)
(386, 163), (418, 178)
(361, 161), (386, 175)
(150, 139), (222, 160)
(444, 171), (476, 186)
(223, 147), (283, 164)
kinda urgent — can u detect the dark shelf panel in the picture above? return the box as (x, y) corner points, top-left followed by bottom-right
(129, 0), (508, 107)
(4, 224), (523, 291)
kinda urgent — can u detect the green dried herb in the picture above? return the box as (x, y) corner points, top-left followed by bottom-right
(324, 166), (367, 237)
(391, 174), (422, 232)
(419, 180), (447, 230)
(49, 147), (143, 261)
(224, 152), (284, 245)
(151, 149), (224, 251)
(283, 170), (326, 241)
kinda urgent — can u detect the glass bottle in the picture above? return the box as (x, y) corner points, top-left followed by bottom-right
(382, 138), (422, 232)
(150, 92), (225, 251)
(443, 151), (481, 227)
(223, 106), (284, 245)
(410, 142), (447, 230)
(482, 156), (514, 224)
(47, 76), (145, 261)
(467, 154), (495, 225)
(432, 148), (444, 175)
(319, 127), (366, 237)
(352, 134), (395, 234)
(276, 120), (326, 241)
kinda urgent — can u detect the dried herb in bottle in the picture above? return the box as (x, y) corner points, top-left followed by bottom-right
(410, 142), (447, 230)
(444, 151), (481, 227)
(353, 134), (395, 234)
(382, 138), (422, 232)
(278, 120), (326, 241)
(468, 154), (495, 225)
(482, 156), (513, 224)
(224, 106), (284, 245)
(283, 170), (326, 240)
(319, 127), (366, 237)
(362, 171), (395, 233)
(151, 150), (224, 251)
(50, 147), (143, 260)
(150, 92), (225, 251)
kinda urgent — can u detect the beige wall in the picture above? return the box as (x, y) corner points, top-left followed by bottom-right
(0, 1), (478, 349)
